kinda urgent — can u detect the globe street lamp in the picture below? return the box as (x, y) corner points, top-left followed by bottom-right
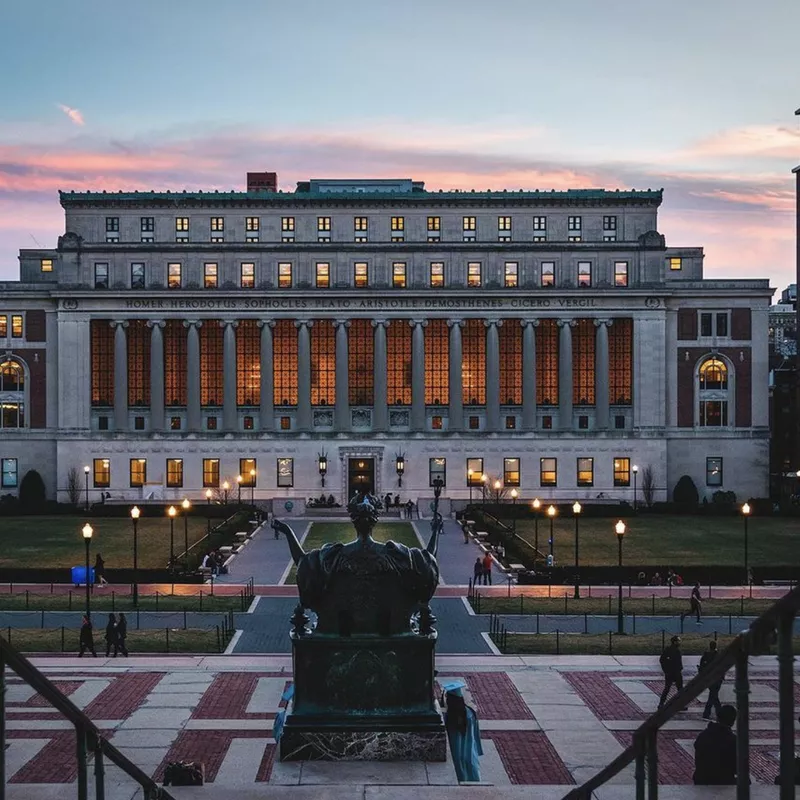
(222, 480), (230, 506)
(249, 469), (256, 505)
(82, 523), (93, 620)
(615, 520), (626, 634)
(83, 465), (91, 512)
(572, 501), (582, 599)
(167, 506), (176, 572)
(130, 506), (140, 607)
(742, 502), (751, 584)
(493, 479), (502, 504)
(236, 475), (243, 507)
(547, 505), (557, 559)
(205, 489), (213, 536)
(510, 488), (518, 537)
(632, 464), (639, 511)
(182, 498), (191, 571)
(532, 498), (541, 555)
(467, 469), (473, 505)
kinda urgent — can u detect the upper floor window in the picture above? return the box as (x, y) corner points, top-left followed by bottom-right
(354, 216), (368, 231)
(278, 262), (293, 288)
(427, 216), (440, 231)
(533, 215), (547, 230)
(577, 261), (592, 288)
(462, 216), (476, 240)
(568, 216), (582, 231)
(318, 216), (331, 231)
(316, 262), (330, 288)
(699, 357), (727, 390)
(540, 457), (557, 486)
(0, 359), (23, 391)
(204, 263), (218, 289)
(354, 262), (369, 288)
(429, 457), (446, 487)
(175, 217), (189, 231)
(210, 217), (224, 232)
(504, 262), (518, 288)
(700, 312), (729, 338)
(466, 458), (484, 486)
(166, 458), (183, 488)
(669, 257), (682, 271)
(246, 217), (259, 231)
(503, 457), (520, 487)
(613, 457), (630, 487)
(93, 458), (111, 488)
(240, 262), (255, 289)
(614, 261), (628, 287)
(603, 215), (617, 231)
(393, 262), (407, 288)
(541, 261), (555, 287)
(130, 458), (147, 488)
(282, 216), (295, 232)
(391, 216), (404, 231)
(203, 458), (220, 488)
(10, 316), (22, 338)
(498, 216), (512, 230)
(577, 457), (594, 486)
(141, 217), (155, 232)
(0, 316), (6, 337)
(277, 457), (293, 487)
(105, 217), (119, 232)
(167, 263), (182, 289)
(94, 263), (109, 289)
(430, 262), (445, 288)
(467, 262), (482, 288)
(41, 258), (53, 273)
(131, 263), (145, 289)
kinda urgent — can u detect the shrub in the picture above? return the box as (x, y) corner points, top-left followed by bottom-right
(673, 475), (699, 507)
(19, 470), (46, 512)
(712, 490), (737, 506)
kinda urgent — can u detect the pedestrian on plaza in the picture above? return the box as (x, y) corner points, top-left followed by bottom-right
(681, 582), (703, 624)
(94, 553), (108, 587)
(693, 704), (737, 785)
(462, 523), (470, 544)
(117, 612), (129, 657)
(473, 557), (483, 587)
(658, 635), (683, 709)
(482, 552), (493, 586)
(105, 613), (118, 657)
(699, 640), (724, 720)
(78, 615), (97, 657)
(650, 572), (662, 586)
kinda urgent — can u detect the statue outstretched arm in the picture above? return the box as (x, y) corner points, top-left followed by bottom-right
(426, 512), (442, 557)
(272, 518), (305, 565)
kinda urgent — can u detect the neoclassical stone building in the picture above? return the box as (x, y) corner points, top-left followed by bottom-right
(0, 173), (771, 507)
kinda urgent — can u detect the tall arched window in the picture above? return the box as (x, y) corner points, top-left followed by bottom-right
(0, 360), (26, 428)
(699, 358), (727, 390)
(698, 356), (731, 427)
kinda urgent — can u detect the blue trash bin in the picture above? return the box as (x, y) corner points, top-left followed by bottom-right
(71, 566), (95, 587)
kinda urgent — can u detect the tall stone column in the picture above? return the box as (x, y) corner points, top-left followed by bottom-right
(448, 319), (464, 432)
(112, 320), (128, 432)
(557, 319), (576, 431)
(222, 320), (238, 432)
(372, 320), (388, 432)
(665, 309), (678, 428)
(258, 320), (275, 431)
(147, 320), (165, 432)
(410, 319), (427, 431)
(521, 320), (538, 431)
(334, 320), (350, 432)
(296, 320), (313, 432)
(185, 320), (202, 432)
(594, 319), (612, 430)
(485, 319), (502, 432)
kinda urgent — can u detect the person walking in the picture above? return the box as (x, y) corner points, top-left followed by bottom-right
(699, 640), (724, 720)
(681, 582), (703, 624)
(117, 612), (129, 657)
(104, 613), (118, 657)
(473, 557), (483, 587)
(78, 615), (97, 657)
(94, 553), (108, 587)
(693, 704), (737, 785)
(658, 635), (684, 709)
(482, 552), (493, 586)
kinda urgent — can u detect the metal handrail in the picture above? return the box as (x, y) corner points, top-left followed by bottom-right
(0, 634), (175, 800)
(563, 584), (799, 799)
(479, 509), (547, 561)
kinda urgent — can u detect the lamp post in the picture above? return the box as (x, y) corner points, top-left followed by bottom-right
(222, 480), (230, 506)
(572, 501), (582, 599)
(615, 520), (626, 634)
(82, 523), (93, 620)
(250, 469), (256, 505)
(532, 498), (541, 554)
(205, 489), (212, 536)
(182, 498), (191, 570)
(547, 505), (556, 559)
(742, 502), (751, 584)
(632, 464), (639, 511)
(493, 479), (502, 505)
(510, 488), (518, 538)
(480, 473), (487, 511)
(130, 507), (140, 607)
(467, 469), (474, 505)
(318, 453), (328, 488)
(395, 454), (405, 488)
(83, 465), (90, 512)
(167, 505), (176, 572)
(236, 475), (242, 507)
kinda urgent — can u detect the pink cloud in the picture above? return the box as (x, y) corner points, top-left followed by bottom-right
(57, 104), (85, 127)
(679, 125), (800, 161)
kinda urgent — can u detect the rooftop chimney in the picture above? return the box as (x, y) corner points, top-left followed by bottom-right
(247, 172), (277, 192)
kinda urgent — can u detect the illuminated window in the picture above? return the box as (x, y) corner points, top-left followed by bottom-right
(573, 319), (595, 405)
(354, 262), (369, 288)
(318, 216), (331, 231)
(387, 320), (411, 405)
(240, 458), (257, 487)
(94, 263), (109, 289)
(11, 315), (23, 338)
(462, 319), (486, 405)
(541, 261), (555, 287)
(200, 323), (223, 406)
(0, 316), (6, 338)
(281, 217), (295, 239)
(129, 459), (146, 488)
(203, 263), (218, 289)
(427, 216), (440, 231)
(93, 458), (110, 488)
(354, 217), (368, 242)
(40, 258), (53, 272)
(243, 416), (254, 430)
(207, 416), (217, 430)
(503, 457), (520, 487)
(203, 458), (220, 488)
(578, 261), (592, 288)
(280, 416), (291, 430)
(170, 416), (181, 430)
(431, 415), (443, 429)
(1, 458), (17, 488)
(425, 319), (449, 405)
(498, 216), (512, 231)
(706, 457), (723, 487)
(391, 216), (404, 231)
(166, 458), (183, 488)
(164, 320), (187, 405)
(127, 320), (151, 406)
(0, 359), (24, 429)
(536, 320), (558, 405)
(236, 320), (260, 406)
(699, 357), (728, 390)
(463, 216), (476, 231)
(348, 318), (374, 405)
(533, 216), (546, 230)
(466, 458), (484, 486)
(430, 262), (444, 288)
(429, 457), (446, 486)
(504, 262), (518, 288)
(577, 457), (594, 486)
(609, 319), (633, 404)
(568, 235), (582, 242)
(468, 415), (480, 430)
(240, 262), (255, 288)
(210, 217), (224, 232)
(131, 263), (145, 289)
(316, 262), (330, 288)
(392, 262), (406, 288)
(669, 257), (682, 271)
(278, 262), (293, 288)
(277, 457), (294, 487)
(540, 458), (557, 486)
(175, 217), (189, 231)
(273, 320), (298, 405)
(613, 457), (630, 487)
(499, 321), (522, 404)
(91, 320), (114, 406)
(505, 415), (516, 429)
(246, 217), (259, 231)
(167, 263), (182, 289)
(615, 261), (628, 287)
(467, 262), (482, 288)
(0, 361), (23, 392)
(311, 320), (335, 406)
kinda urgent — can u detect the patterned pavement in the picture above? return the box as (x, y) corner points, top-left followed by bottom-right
(0, 654), (789, 796)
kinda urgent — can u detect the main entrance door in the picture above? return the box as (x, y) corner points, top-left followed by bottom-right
(347, 458), (375, 498)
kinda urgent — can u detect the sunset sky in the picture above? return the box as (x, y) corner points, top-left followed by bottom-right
(1, 0), (798, 292)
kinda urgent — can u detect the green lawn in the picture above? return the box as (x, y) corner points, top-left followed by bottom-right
(499, 514), (800, 566)
(0, 516), (211, 569)
(2, 628), (228, 654)
(284, 521), (422, 584)
(0, 592), (242, 612)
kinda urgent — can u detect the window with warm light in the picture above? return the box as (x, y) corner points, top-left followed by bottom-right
(466, 458), (484, 485)
(316, 262), (330, 288)
(504, 262), (518, 288)
(391, 216), (404, 231)
(613, 457), (630, 487)
(430, 262), (444, 288)
(282, 216), (295, 232)
(429, 457), (446, 487)
(93, 458), (111, 488)
(240, 459), (257, 487)
(540, 457), (557, 486)
(246, 217), (259, 232)
(463, 216), (476, 231)
(354, 217), (368, 242)
(354, 262), (369, 288)
(210, 217), (224, 232)
(167, 263), (182, 289)
(166, 458), (183, 488)
(204, 262), (218, 289)
(467, 262), (482, 288)
(278, 262), (293, 288)
(41, 258), (53, 273)
(503, 457), (520, 487)
(318, 216), (331, 232)
(175, 217), (189, 231)
(669, 257), (682, 271)
(129, 458), (147, 487)
(498, 216), (512, 231)
(392, 262), (407, 288)
(277, 457), (294, 487)
(427, 216), (440, 232)
(699, 358), (728, 390)
(0, 316), (6, 338)
(11, 315), (23, 338)
(203, 458), (220, 487)
(577, 457), (594, 486)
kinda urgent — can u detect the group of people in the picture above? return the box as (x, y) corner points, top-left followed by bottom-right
(78, 612), (128, 658)
(472, 553), (495, 586)
(636, 568), (685, 587)
(200, 550), (228, 576)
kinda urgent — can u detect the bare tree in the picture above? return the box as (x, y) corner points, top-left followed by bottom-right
(66, 466), (81, 507)
(641, 465), (655, 508)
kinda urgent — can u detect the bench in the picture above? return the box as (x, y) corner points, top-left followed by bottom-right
(218, 546), (234, 555)
(763, 580), (794, 586)
(474, 531), (489, 540)
(234, 532), (249, 541)
(508, 563), (526, 572)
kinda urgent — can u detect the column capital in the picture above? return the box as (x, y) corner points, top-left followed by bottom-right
(484, 319), (504, 329)
(183, 320), (203, 329)
(146, 320), (165, 329)
(371, 319), (389, 329)
(447, 319), (464, 328)
(410, 319), (428, 328)
(110, 320), (129, 329)
(556, 319), (577, 328)
(295, 320), (314, 330)
(220, 320), (239, 329)
(257, 320), (276, 329)
(333, 319), (351, 329)
(521, 319), (540, 328)
(593, 318), (614, 328)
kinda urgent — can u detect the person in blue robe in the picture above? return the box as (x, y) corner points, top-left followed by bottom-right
(442, 680), (482, 782)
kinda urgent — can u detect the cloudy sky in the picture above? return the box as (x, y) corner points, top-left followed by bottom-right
(1, 0), (798, 290)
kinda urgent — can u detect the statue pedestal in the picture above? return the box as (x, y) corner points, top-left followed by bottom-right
(280, 632), (446, 762)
